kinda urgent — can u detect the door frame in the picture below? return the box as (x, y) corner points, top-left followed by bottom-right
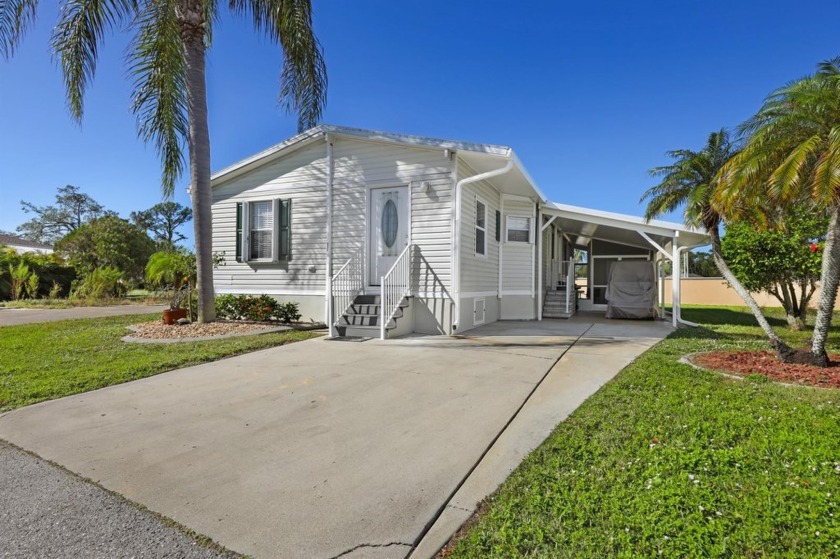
(365, 183), (412, 289)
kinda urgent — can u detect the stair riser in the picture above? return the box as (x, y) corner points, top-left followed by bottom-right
(339, 316), (397, 328)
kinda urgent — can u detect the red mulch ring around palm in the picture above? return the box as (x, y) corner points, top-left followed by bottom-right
(691, 350), (840, 389)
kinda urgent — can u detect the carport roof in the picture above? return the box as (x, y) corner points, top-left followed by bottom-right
(542, 202), (709, 251)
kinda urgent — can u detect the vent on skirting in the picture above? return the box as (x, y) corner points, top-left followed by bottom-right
(474, 297), (486, 326)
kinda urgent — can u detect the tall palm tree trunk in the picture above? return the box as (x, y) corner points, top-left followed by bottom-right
(180, 3), (215, 323)
(709, 228), (795, 361)
(809, 205), (840, 366)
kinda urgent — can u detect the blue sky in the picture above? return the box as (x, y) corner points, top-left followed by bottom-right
(1, 1), (838, 244)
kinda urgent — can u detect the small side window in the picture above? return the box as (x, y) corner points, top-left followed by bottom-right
(506, 216), (531, 243)
(475, 199), (487, 256)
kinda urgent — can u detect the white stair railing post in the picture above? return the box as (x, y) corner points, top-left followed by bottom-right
(330, 248), (364, 337)
(380, 244), (413, 340)
(565, 259), (574, 314)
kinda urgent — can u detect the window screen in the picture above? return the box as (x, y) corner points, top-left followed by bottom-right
(506, 216), (531, 243)
(250, 200), (274, 259)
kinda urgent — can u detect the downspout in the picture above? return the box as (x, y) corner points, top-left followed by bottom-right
(452, 159), (514, 332)
(325, 135), (335, 336)
(536, 204), (542, 320)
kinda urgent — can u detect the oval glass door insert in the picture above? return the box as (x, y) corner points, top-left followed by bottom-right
(382, 199), (398, 248)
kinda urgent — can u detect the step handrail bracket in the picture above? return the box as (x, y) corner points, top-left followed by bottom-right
(380, 244), (413, 340)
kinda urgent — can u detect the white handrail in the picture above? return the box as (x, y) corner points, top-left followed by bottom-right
(565, 258), (575, 314)
(380, 244), (413, 340)
(331, 249), (363, 336)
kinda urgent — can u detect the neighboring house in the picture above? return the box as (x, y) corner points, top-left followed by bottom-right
(211, 125), (708, 338)
(0, 233), (53, 255)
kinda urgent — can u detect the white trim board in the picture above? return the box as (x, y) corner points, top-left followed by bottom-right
(215, 288), (325, 296)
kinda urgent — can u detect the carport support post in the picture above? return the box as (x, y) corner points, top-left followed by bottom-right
(671, 238), (681, 328)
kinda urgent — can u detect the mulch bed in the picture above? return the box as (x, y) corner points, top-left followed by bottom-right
(691, 350), (840, 389)
(127, 320), (280, 340)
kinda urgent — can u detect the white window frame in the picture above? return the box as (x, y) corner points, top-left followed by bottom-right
(242, 198), (284, 263)
(506, 215), (532, 244)
(475, 196), (488, 257)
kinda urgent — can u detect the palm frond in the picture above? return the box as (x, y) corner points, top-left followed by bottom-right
(0, 0), (39, 58)
(51, 0), (136, 121)
(643, 128), (736, 230)
(231, 0), (327, 132)
(127, 0), (187, 197)
(767, 134), (822, 202)
(812, 126), (840, 205)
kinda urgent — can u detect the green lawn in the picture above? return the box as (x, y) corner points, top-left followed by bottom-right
(446, 307), (840, 558)
(0, 314), (320, 411)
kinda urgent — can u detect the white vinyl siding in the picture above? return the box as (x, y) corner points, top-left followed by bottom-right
(212, 136), (453, 301)
(458, 159), (501, 294)
(212, 141), (327, 294)
(330, 137), (453, 293)
(502, 199), (534, 293)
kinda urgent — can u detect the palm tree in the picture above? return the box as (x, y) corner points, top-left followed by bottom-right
(714, 58), (840, 367)
(641, 129), (795, 360)
(1, 0), (327, 322)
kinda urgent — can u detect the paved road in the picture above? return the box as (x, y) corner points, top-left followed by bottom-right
(0, 315), (672, 559)
(0, 441), (238, 559)
(0, 304), (165, 326)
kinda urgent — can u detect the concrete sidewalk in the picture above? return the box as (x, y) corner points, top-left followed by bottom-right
(0, 316), (671, 559)
(0, 304), (165, 326)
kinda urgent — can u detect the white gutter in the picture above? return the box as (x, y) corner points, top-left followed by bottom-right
(325, 135), (335, 336)
(535, 204), (540, 319)
(452, 159), (514, 332)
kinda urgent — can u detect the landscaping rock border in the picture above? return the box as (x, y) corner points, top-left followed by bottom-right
(122, 321), (325, 344)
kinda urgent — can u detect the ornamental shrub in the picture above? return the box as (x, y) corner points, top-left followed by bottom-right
(214, 294), (300, 323)
(277, 302), (301, 324)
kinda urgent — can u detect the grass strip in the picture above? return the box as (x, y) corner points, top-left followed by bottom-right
(0, 314), (319, 411)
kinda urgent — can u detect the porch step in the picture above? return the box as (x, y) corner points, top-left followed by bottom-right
(544, 289), (576, 319)
(335, 293), (408, 338)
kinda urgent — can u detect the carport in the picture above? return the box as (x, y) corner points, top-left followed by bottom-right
(537, 202), (710, 327)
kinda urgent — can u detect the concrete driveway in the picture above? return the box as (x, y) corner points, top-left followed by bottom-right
(0, 304), (165, 326)
(0, 315), (672, 558)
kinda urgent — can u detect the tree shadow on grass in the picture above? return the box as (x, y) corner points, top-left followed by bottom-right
(681, 307), (789, 328)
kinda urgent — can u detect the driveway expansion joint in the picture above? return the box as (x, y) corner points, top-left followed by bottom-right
(327, 541), (412, 558)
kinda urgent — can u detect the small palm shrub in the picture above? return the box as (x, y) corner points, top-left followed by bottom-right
(72, 267), (124, 299)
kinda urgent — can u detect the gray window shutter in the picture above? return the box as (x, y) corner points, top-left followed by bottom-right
(495, 210), (501, 242)
(272, 198), (281, 261)
(235, 202), (244, 262)
(279, 199), (291, 260)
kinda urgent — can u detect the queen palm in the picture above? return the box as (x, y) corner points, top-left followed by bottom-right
(715, 58), (840, 366)
(641, 129), (795, 360)
(1, 0), (327, 322)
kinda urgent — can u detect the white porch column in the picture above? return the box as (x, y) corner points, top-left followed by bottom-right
(671, 240), (680, 328)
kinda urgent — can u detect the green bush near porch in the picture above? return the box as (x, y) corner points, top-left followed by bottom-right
(446, 306), (840, 558)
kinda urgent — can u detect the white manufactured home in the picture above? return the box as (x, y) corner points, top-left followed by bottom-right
(210, 125), (708, 338)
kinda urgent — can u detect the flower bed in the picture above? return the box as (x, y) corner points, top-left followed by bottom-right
(691, 350), (840, 389)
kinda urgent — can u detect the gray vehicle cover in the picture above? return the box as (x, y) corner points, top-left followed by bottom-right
(605, 260), (658, 319)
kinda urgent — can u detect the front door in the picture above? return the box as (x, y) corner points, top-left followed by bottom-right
(369, 186), (409, 286)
